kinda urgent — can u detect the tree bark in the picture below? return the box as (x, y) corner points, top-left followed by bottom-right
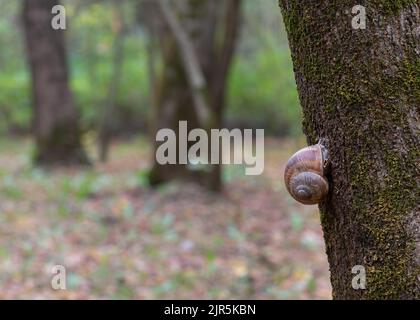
(279, 0), (420, 299)
(148, 0), (242, 191)
(23, 0), (89, 166)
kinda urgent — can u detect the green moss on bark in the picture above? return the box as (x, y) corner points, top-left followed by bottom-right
(373, 0), (418, 14)
(279, 0), (420, 299)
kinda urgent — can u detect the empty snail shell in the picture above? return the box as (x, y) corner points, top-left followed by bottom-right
(284, 144), (329, 205)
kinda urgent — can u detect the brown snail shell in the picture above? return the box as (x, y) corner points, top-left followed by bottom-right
(284, 144), (329, 205)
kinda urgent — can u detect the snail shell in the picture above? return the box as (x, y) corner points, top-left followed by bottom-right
(284, 144), (329, 205)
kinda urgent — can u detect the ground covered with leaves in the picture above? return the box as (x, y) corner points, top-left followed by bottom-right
(0, 136), (331, 299)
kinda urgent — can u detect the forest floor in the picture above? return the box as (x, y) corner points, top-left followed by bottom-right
(0, 136), (331, 299)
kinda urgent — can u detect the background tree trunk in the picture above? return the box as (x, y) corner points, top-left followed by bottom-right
(23, 0), (89, 166)
(148, 0), (242, 191)
(279, 1), (420, 299)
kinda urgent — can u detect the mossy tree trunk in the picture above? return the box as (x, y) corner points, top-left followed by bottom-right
(279, 0), (420, 299)
(148, 0), (241, 191)
(23, 0), (89, 166)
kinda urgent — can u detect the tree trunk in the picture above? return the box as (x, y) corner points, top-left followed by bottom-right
(279, 0), (420, 299)
(148, 0), (241, 191)
(23, 0), (89, 166)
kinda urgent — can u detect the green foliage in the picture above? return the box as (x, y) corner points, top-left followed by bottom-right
(0, 1), (31, 134)
(136, 169), (151, 187)
(228, 44), (301, 136)
(227, 0), (302, 136)
(0, 0), (301, 137)
(0, 72), (31, 133)
(69, 2), (150, 131)
(1, 174), (23, 199)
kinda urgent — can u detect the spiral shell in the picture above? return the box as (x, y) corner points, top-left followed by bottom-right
(284, 144), (329, 205)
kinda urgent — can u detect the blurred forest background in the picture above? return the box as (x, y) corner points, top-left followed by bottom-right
(0, 0), (331, 299)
